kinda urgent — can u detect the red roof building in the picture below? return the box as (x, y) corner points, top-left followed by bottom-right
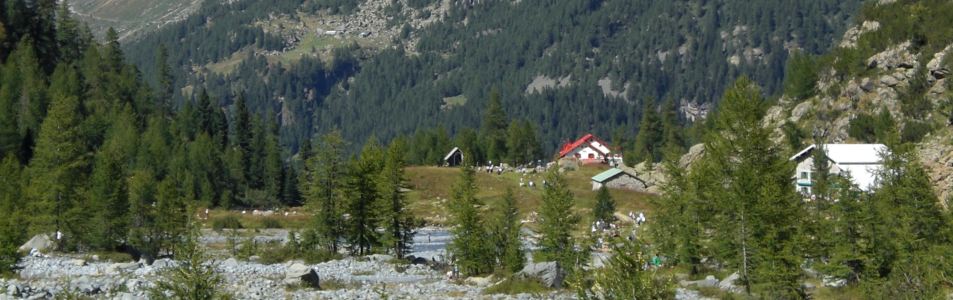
(557, 134), (619, 164)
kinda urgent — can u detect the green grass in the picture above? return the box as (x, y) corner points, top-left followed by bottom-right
(406, 165), (656, 232)
(482, 277), (549, 295)
(273, 34), (345, 65)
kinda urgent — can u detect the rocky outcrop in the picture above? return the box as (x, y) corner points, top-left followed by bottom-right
(18, 234), (53, 253)
(516, 261), (565, 288)
(839, 21), (881, 49)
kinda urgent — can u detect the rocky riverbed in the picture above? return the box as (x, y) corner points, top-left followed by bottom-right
(1, 228), (706, 299)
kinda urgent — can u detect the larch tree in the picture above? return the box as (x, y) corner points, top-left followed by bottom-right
(300, 131), (347, 253)
(377, 139), (416, 258)
(448, 166), (493, 276)
(696, 77), (803, 296)
(536, 169), (580, 269)
(491, 188), (524, 273)
(592, 186), (616, 225)
(24, 64), (85, 239)
(346, 137), (383, 255)
(480, 90), (508, 163)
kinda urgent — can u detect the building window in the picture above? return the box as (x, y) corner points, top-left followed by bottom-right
(800, 187), (810, 194)
(800, 171), (809, 180)
(588, 153), (595, 159)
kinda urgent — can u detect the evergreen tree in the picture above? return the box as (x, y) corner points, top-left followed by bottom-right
(377, 139), (415, 258)
(448, 166), (493, 276)
(628, 99), (661, 165)
(86, 106), (138, 250)
(24, 64), (85, 238)
(103, 28), (123, 72)
(127, 168), (159, 260)
(300, 131), (347, 253)
(536, 169), (580, 269)
(154, 44), (173, 114)
(480, 90), (508, 163)
(592, 186), (616, 225)
(491, 188), (524, 273)
(575, 238), (675, 299)
(55, 0), (85, 64)
(262, 117), (283, 202)
(346, 137), (383, 255)
(650, 156), (703, 275)
(695, 78), (803, 296)
(0, 155), (25, 274)
(659, 97), (684, 156)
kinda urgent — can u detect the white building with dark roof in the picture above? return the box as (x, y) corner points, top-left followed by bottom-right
(789, 144), (889, 195)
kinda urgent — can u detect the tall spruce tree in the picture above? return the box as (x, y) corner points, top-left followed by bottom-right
(481, 90), (508, 163)
(628, 99), (661, 165)
(346, 137), (383, 255)
(300, 131), (347, 253)
(25, 64), (85, 238)
(592, 186), (616, 225)
(695, 78), (803, 296)
(448, 166), (493, 276)
(536, 169), (580, 269)
(86, 105), (138, 249)
(377, 139), (415, 258)
(491, 188), (524, 273)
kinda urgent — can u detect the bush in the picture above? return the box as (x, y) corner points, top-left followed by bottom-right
(258, 217), (283, 229)
(211, 215), (243, 231)
(901, 121), (933, 143)
(483, 277), (548, 295)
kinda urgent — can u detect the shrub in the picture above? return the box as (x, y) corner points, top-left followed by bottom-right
(211, 215), (243, 231)
(258, 217), (283, 229)
(901, 121), (933, 143)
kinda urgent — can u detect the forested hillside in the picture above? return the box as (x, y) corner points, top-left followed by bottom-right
(122, 0), (863, 154)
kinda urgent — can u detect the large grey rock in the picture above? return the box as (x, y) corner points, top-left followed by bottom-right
(107, 262), (140, 274)
(822, 276), (847, 288)
(516, 261), (564, 288)
(718, 272), (743, 293)
(284, 263), (320, 288)
(679, 275), (718, 288)
(18, 234), (53, 253)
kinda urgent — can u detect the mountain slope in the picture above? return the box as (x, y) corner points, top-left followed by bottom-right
(762, 0), (953, 200)
(123, 0), (863, 152)
(69, 0), (203, 41)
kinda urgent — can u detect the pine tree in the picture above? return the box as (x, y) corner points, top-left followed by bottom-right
(377, 139), (416, 258)
(448, 166), (493, 276)
(481, 90), (508, 163)
(263, 117), (283, 202)
(659, 97), (684, 156)
(536, 169), (580, 269)
(55, 0), (85, 64)
(696, 77), (803, 296)
(592, 186), (615, 225)
(103, 28), (123, 72)
(650, 157), (703, 274)
(128, 168), (159, 260)
(0, 155), (26, 274)
(300, 131), (347, 253)
(24, 64), (85, 238)
(575, 238), (675, 299)
(491, 188), (524, 273)
(347, 137), (383, 255)
(628, 99), (661, 165)
(86, 106), (138, 250)
(154, 44), (174, 115)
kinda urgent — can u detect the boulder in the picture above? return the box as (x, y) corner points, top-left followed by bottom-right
(718, 272), (743, 293)
(107, 262), (140, 274)
(18, 234), (53, 253)
(516, 261), (565, 288)
(822, 276), (846, 288)
(68, 259), (86, 267)
(284, 263), (320, 289)
(465, 275), (494, 287)
(679, 275), (718, 288)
